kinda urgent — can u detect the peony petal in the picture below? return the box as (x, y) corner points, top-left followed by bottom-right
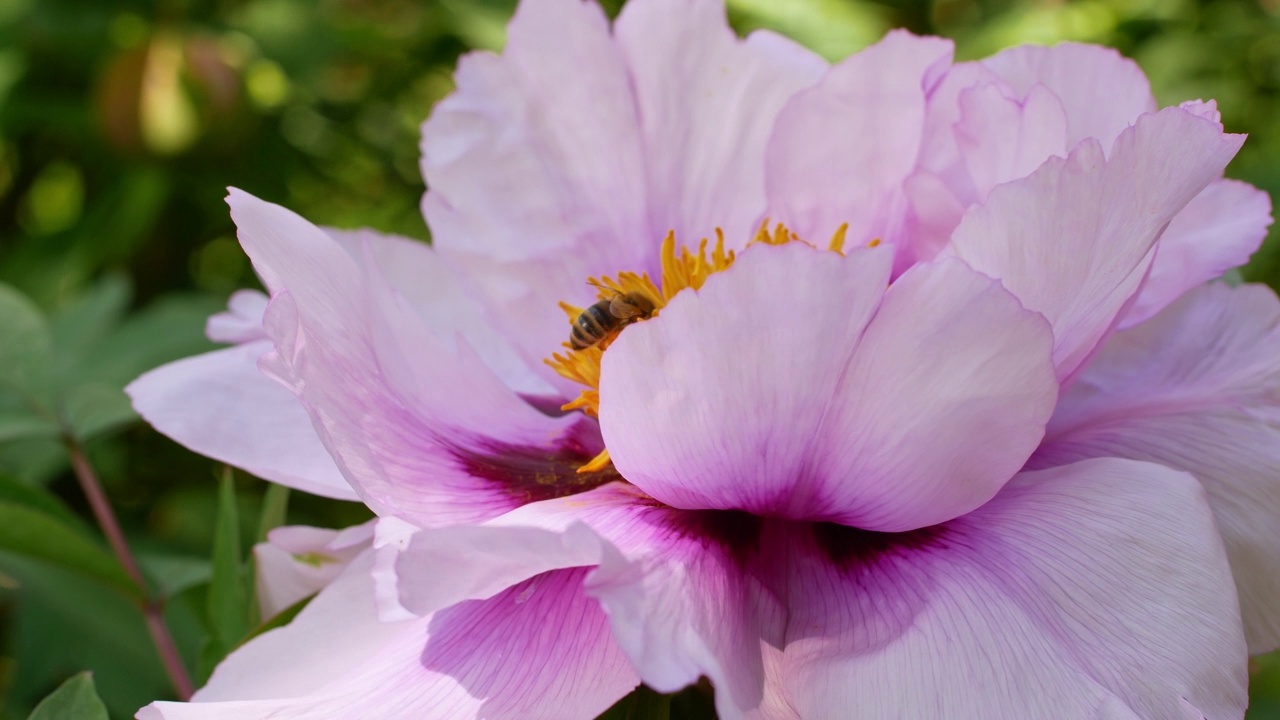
(423, 0), (824, 397)
(229, 189), (614, 527)
(765, 31), (954, 249)
(473, 487), (787, 719)
(778, 458), (1246, 719)
(1036, 282), (1280, 654)
(1121, 179), (1273, 327)
(380, 481), (782, 719)
(949, 106), (1244, 379)
(916, 61), (1005, 183)
(599, 243), (1057, 530)
(419, 0), (652, 399)
(254, 523), (371, 619)
(614, 0), (826, 246)
(204, 290), (268, 344)
(379, 519), (614, 618)
(981, 43), (1157, 151)
(903, 64), (1068, 268)
(954, 83), (1068, 201)
(588, 459), (1246, 719)
(126, 341), (357, 500)
(376, 482), (667, 622)
(139, 553), (636, 719)
(325, 228), (556, 398)
(899, 167), (967, 266)
(589, 509), (785, 720)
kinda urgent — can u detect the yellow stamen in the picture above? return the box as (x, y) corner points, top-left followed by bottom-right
(578, 448), (613, 474)
(546, 221), (846, 473)
(828, 223), (849, 254)
(558, 300), (584, 322)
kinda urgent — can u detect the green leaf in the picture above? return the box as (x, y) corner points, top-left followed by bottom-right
(59, 382), (137, 441)
(255, 484), (290, 543)
(0, 410), (59, 443)
(138, 552), (212, 600)
(0, 472), (91, 533)
(26, 671), (108, 720)
(48, 273), (132, 365)
(0, 437), (67, 486)
(0, 282), (54, 401)
(0, 551), (197, 718)
(204, 469), (249, 677)
(79, 294), (221, 389)
(247, 484), (290, 626)
(0, 500), (136, 597)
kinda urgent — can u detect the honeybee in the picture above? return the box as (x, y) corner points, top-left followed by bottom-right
(570, 291), (656, 350)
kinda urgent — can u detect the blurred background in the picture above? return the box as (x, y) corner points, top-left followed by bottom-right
(1, 0), (1279, 717)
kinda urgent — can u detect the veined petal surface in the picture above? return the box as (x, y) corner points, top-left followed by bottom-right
(585, 459), (1246, 719)
(1037, 282), (1280, 654)
(138, 553), (636, 719)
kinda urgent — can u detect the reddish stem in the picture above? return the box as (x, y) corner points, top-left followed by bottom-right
(65, 436), (195, 700)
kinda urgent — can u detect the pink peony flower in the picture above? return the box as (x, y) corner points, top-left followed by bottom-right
(128, 0), (1278, 717)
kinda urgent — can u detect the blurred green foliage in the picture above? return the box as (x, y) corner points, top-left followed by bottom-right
(0, 0), (1279, 717)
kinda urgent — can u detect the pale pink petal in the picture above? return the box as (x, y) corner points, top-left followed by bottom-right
(614, 0), (826, 245)
(776, 459), (1245, 719)
(230, 189), (612, 527)
(899, 168), (967, 266)
(378, 519), (615, 618)
(765, 31), (954, 249)
(205, 290), (268, 344)
(424, 0), (824, 398)
(1037, 282), (1280, 653)
(432, 486), (784, 718)
(589, 512), (784, 719)
(324, 228), (556, 398)
(586, 459), (1245, 719)
(254, 523), (372, 619)
(126, 341), (356, 500)
(139, 552), (636, 719)
(903, 64), (1068, 267)
(954, 83), (1068, 200)
(599, 243), (1057, 530)
(1121, 179), (1273, 327)
(1181, 98), (1222, 124)
(376, 482), (669, 622)
(916, 61), (1005, 182)
(420, 0), (650, 397)
(981, 43), (1157, 151)
(949, 106), (1244, 379)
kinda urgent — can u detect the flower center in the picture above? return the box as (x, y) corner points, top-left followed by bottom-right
(545, 221), (860, 473)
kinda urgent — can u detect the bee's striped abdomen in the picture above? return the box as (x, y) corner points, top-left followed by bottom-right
(570, 300), (618, 350)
